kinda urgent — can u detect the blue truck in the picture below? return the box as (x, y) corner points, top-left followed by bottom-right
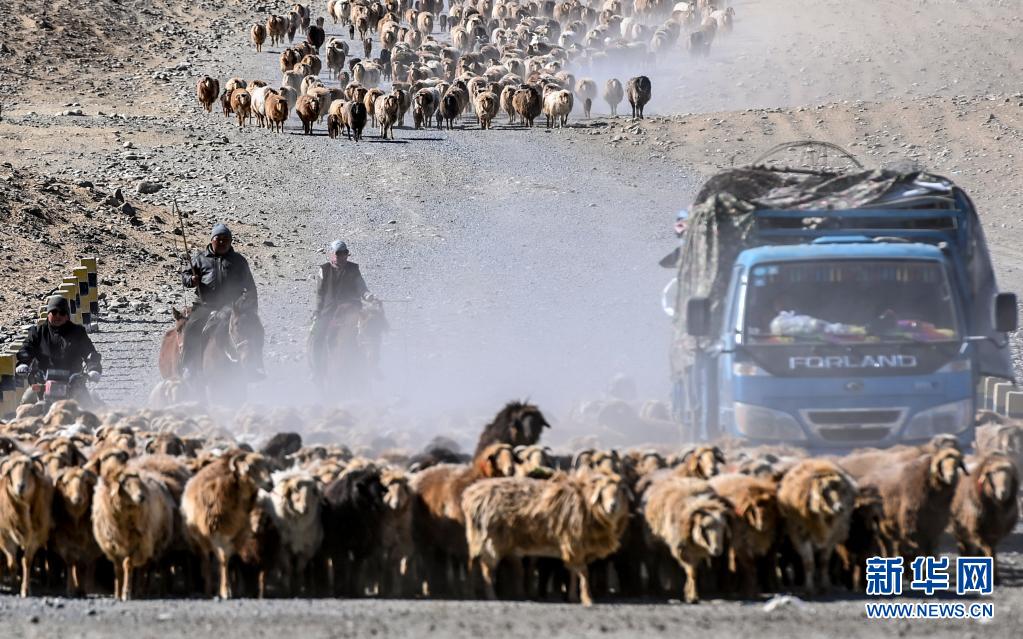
(670, 161), (1017, 451)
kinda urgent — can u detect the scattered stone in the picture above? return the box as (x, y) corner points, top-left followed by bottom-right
(136, 181), (163, 194)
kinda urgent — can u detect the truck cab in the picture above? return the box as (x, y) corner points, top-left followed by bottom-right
(673, 168), (1017, 451)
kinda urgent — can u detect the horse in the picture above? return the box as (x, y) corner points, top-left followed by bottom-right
(154, 296), (264, 405)
(320, 298), (387, 398)
(199, 296), (265, 404)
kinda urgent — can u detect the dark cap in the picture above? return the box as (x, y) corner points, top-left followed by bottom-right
(46, 295), (71, 314)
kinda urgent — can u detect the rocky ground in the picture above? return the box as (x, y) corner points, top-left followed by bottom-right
(2, 0), (1023, 632)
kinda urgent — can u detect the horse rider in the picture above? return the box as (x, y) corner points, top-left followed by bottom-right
(16, 295), (102, 403)
(659, 209), (689, 268)
(180, 223), (265, 381)
(308, 240), (372, 374)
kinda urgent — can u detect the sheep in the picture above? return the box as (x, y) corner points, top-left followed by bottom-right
(499, 84), (517, 124)
(265, 92), (290, 132)
(326, 42), (347, 79)
(439, 93), (460, 130)
(474, 91), (499, 129)
(196, 76), (220, 113)
(251, 23), (267, 52)
(301, 74), (324, 96)
(543, 89), (573, 129)
(474, 401), (551, 458)
(462, 470), (630, 606)
(364, 87), (385, 125)
(51, 466), (101, 596)
(267, 14), (287, 47)
(307, 24), (326, 50)
(301, 54), (323, 77)
(280, 47), (302, 74)
(375, 94), (400, 139)
(641, 476), (730, 603)
(575, 78), (597, 118)
(833, 485), (885, 591)
(181, 450), (272, 599)
(776, 458), (856, 595)
(626, 75), (651, 118)
(229, 88), (252, 127)
(343, 99), (368, 141)
(296, 94), (320, 134)
(410, 443), (518, 597)
(709, 473), (779, 597)
(0, 454), (53, 597)
(857, 448), (966, 561)
(376, 467), (415, 595)
(320, 466), (387, 596)
(412, 87), (438, 129)
(286, 10), (300, 42)
(250, 85), (276, 128)
(416, 11), (435, 35)
(92, 464), (175, 600)
(512, 85), (542, 127)
(263, 469), (323, 594)
(236, 501), (280, 598)
(327, 112), (343, 138)
(391, 86), (411, 126)
(950, 452), (1019, 583)
(976, 420), (1023, 474)
(673, 445), (726, 480)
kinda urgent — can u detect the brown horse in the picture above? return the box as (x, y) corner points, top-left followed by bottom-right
(158, 307), (190, 380)
(200, 297), (265, 404)
(320, 298), (387, 398)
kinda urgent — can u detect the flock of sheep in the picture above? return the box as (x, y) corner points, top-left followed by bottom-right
(0, 396), (1019, 604)
(195, 0), (738, 138)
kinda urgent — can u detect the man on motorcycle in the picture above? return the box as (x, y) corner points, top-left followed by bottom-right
(16, 295), (102, 404)
(180, 223), (265, 381)
(308, 240), (371, 375)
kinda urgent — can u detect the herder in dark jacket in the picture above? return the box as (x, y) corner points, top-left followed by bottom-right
(309, 239), (371, 374)
(16, 295), (102, 403)
(180, 223), (264, 381)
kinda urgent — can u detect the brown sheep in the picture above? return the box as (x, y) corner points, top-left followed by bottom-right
(641, 476), (730, 603)
(296, 94), (320, 134)
(301, 54), (322, 78)
(858, 448), (966, 561)
(229, 88), (252, 127)
(250, 23), (267, 52)
(326, 42), (347, 79)
(512, 85), (542, 127)
(776, 458), (856, 595)
(375, 94), (399, 139)
(267, 15), (288, 47)
(51, 466), (101, 596)
(409, 443), (518, 597)
(439, 92), (460, 130)
(0, 454), (53, 597)
(626, 75), (652, 119)
(265, 92), (290, 133)
(92, 465), (175, 600)
(499, 84), (517, 124)
(343, 100), (368, 141)
(327, 112), (342, 139)
(412, 87), (437, 129)
(951, 452), (1019, 583)
(280, 47), (302, 74)
(307, 24), (326, 50)
(976, 420), (1023, 474)
(181, 450), (273, 599)
(462, 470), (630, 606)
(364, 87), (385, 125)
(709, 473), (779, 597)
(376, 467), (415, 595)
(196, 76), (220, 113)
(474, 91), (499, 130)
(673, 445), (726, 480)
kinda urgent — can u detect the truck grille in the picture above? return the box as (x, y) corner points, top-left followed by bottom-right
(800, 408), (907, 442)
(817, 426), (892, 442)
(804, 409), (903, 426)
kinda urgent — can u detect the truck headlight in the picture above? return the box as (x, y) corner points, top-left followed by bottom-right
(734, 402), (807, 441)
(902, 399), (972, 440)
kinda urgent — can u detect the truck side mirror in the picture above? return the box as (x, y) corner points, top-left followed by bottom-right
(686, 297), (712, 337)
(994, 292), (1018, 333)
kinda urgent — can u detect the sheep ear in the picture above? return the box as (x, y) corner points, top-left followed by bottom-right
(679, 449), (695, 465)
(957, 458), (969, 476)
(713, 447), (727, 464)
(229, 454), (245, 475)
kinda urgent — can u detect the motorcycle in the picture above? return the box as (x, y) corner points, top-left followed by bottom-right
(17, 364), (100, 408)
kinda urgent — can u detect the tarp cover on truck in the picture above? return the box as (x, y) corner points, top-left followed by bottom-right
(671, 167), (1013, 380)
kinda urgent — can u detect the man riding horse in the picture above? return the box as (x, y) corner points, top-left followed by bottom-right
(180, 223), (265, 385)
(309, 240), (373, 376)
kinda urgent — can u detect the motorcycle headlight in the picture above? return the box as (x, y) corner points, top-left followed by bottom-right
(734, 402), (807, 441)
(902, 399), (972, 440)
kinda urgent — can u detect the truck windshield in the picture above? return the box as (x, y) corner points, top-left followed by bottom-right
(744, 260), (960, 344)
